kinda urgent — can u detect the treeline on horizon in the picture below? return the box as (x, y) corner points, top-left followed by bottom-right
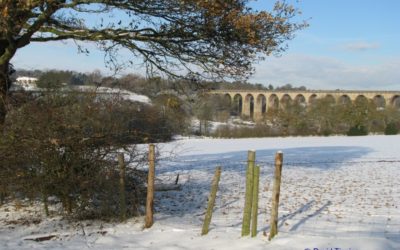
(13, 68), (307, 94)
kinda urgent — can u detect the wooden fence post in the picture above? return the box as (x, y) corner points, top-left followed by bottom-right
(201, 166), (222, 235)
(145, 144), (156, 228)
(42, 192), (49, 216)
(242, 150), (255, 236)
(0, 192), (4, 206)
(269, 151), (283, 241)
(118, 153), (127, 222)
(251, 165), (260, 237)
(0, 187), (5, 205)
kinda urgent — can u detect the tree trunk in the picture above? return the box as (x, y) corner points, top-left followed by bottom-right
(0, 39), (14, 125)
(0, 61), (9, 125)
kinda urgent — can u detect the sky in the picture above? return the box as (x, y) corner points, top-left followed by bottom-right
(11, 0), (400, 90)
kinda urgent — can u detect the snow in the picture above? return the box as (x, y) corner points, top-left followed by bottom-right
(73, 86), (151, 104)
(1, 135), (400, 250)
(190, 117), (256, 134)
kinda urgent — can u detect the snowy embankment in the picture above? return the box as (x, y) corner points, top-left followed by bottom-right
(1, 135), (399, 250)
(74, 86), (151, 104)
(10, 84), (151, 104)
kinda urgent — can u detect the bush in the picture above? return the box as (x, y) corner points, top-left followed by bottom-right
(0, 91), (172, 219)
(212, 124), (281, 138)
(347, 125), (368, 136)
(384, 122), (399, 135)
(321, 129), (332, 136)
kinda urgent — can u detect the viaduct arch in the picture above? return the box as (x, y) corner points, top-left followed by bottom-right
(209, 90), (400, 121)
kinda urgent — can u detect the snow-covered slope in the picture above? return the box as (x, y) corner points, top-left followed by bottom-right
(10, 84), (151, 104)
(74, 86), (151, 104)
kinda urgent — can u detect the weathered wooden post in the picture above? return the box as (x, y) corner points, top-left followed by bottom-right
(118, 153), (127, 222)
(201, 166), (222, 235)
(0, 188), (5, 206)
(269, 151), (283, 241)
(145, 144), (156, 228)
(42, 191), (49, 216)
(0, 194), (4, 206)
(242, 150), (255, 236)
(251, 165), (260, 237)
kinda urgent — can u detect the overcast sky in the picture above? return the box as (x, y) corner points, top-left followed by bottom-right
(12, 0), (400, 90)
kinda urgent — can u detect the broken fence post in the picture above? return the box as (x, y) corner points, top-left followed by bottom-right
(269, 151), (283, 241)
(118, 153), (127, 222)
(145, 144), (156, 228)
(251, 165), (260, 237)
(201, 166), (222, 235)
(242, 150), (255, 236)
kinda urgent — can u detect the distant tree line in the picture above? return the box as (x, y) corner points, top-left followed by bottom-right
(196, 95), (400, 137)
(208, 81), (307, 91)
(15, 68), (307, 93)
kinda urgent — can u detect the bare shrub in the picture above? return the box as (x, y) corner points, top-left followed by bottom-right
(0, 91), (171, 219)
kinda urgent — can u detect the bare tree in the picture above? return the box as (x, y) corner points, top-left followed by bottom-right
(0, 0), (306, 123)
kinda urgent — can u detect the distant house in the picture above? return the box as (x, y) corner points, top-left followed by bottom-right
(14, 76), (38, 90)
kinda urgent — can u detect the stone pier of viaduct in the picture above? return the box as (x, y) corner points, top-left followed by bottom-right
(209, 89), (400, 121)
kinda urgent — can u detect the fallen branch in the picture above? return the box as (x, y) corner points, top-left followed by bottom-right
(154, 183), (181, 191)
(24, 235), (58, 242)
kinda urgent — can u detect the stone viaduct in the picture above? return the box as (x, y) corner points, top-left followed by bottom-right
(209, 89), (400, 121)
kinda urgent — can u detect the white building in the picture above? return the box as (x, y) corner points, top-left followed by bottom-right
(14, 76), (38, 90)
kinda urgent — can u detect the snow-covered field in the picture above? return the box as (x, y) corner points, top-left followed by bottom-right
(1, 135), (399, 250)
(10, 84), (151, 104)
